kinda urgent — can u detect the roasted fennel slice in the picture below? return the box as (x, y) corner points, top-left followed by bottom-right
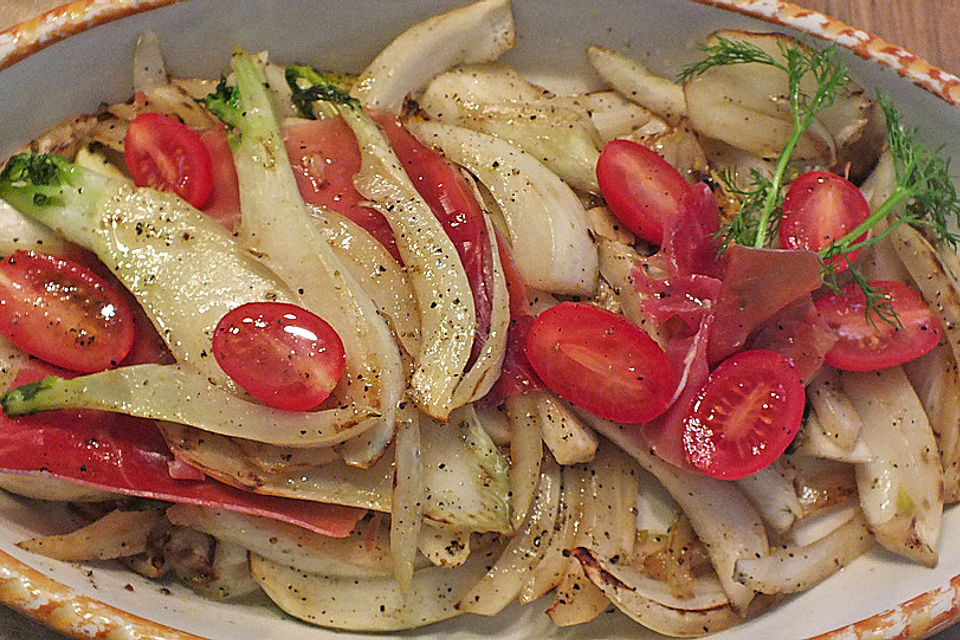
(213, 49), (404, 462)
(162, 409), (511, 533)
(1, 364), (376, 448)
(0, 154), (290, 391)
(298, 76), (477, 422)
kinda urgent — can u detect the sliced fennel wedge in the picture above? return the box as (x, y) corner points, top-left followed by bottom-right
(326, 95), (477, 422)
(405, 119), (598, 295)
(225, 50), (404, 461)
(1, 365), (377, 448)
(351, 0), (515, 113)
(420, 65), (601, 193)
(250, 541), (502, 631)
(0, 155), (291, 391)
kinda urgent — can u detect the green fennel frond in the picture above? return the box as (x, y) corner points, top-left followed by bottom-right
(681, 36), (849, 249)
(815, 94), (960, 326)
(715, 167), (772, 251)
(821, 95), (960, 255)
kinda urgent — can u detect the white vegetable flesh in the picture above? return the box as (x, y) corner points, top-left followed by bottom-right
(230, 50), (403, 460)
(339, 105), (476, 421)
(420, 65), (601, 193)
(309, 206), (421, 358)
(167, 505), (394, 578)
(456, 457), (560, 615)
(572, 547), (743, 637)
(448, 213), (510, 408)
(586, 46), (687, 122)
(734, 512), (872, 594)
(405, 119), (597, 295)
(17, 508), (164, 562)
(842, 367), (943, 567)
(581, 412), (766, 613)
(15, 175), (293, 391)
(4, 364), (377, 447)
(390, 406), (423, 590)
(352, 0), (515, 113)
(503, 393), (544, 529)
(250, 540), (502, 631)
(888, 222), (960, 502)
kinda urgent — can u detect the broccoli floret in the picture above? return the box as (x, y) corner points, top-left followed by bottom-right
(285, 64), (358, 120)
(0, 153), (81, 208)
(0, 153), (108, 249)
(201, 75), (244, 131)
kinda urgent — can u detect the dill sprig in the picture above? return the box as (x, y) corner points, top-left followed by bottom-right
(681, 36), (850, 249)
(820, 253), (901, 329)
(825, 94), (960, 255)
(816, 94), (960, 324)
(715, 167), (770, 250)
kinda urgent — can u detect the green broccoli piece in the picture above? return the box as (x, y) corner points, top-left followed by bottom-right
(201, 75), (244, 131)
(0, 153), (109, 248)
(285, 64), (358, 120)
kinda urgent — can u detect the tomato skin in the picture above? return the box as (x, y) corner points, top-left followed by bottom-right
(524, 301), (677, 423)
(779, 171), (870, 271)
(596, 138), (693, 245)
(815, 280), (941, 371)
(0, 250), (134, 373)
(212, 302), (346, 411)
(682, 349), (805, 480)
(125, 112), (214, 209)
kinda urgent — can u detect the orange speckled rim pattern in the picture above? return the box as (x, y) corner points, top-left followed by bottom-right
(0, 549), (206, 639)
(0, 1), (959, 640)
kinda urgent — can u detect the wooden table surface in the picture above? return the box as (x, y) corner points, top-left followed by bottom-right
(0, 1), (958, 639)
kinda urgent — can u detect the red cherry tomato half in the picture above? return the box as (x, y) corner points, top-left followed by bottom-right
(779, 171), (870, 271)
(212, 302), (346, 411)
(0, 250), (134, 372)
(815, 280), (941, 372)
(682, 349), (805, 480)
(596, 138), (693, 245)
(125, 112), (214, 209)
(524, 301), (677, 423)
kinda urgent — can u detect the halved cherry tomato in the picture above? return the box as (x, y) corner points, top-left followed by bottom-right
(779, 170), (870, 271)
(283, 118), (399, 260)
(814, 280), (941, 371)
(596, 138), (693, 245)
(524, 301), (677, 423)
(682, 349), (805, 480)
(212, 302), (346, 411)
(0, 250), (134, 372)
(125, 112), (214, 209)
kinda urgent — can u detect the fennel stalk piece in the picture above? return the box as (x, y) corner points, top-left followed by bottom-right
(226, 49), (404, 459)
(1, 365), (378, 448)
(330, 100), (477, 422)
(352, 0), (514, 113)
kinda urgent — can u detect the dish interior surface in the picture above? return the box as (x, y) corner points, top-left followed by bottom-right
(0, 1), (959, 639)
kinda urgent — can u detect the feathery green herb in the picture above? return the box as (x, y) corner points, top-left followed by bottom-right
(817, 94), (960, 324)
(681, 35), (850, 249)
